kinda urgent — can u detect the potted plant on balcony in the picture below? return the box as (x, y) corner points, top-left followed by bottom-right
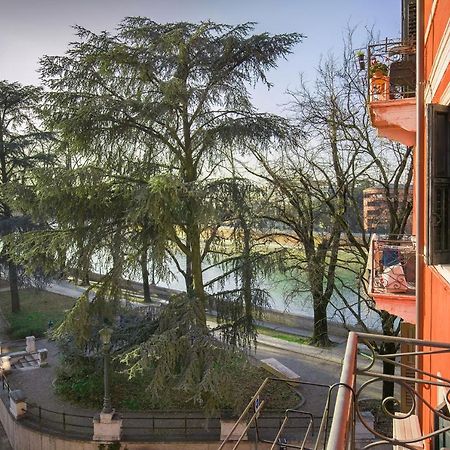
(369, 59), (388, 78)
(356, 51), (365, 71)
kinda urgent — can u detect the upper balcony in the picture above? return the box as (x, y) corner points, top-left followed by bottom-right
(368, 234), (416, 323)
(367, 39), (416, 146)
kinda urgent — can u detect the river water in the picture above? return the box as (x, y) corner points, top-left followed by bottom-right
(94, 252), (381, 330)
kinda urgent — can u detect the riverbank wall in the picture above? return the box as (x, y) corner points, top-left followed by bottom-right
(88, 272), (370, 338)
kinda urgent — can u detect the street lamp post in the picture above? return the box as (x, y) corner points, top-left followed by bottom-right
(93, 325), (122, 442)
(99, 326), (113, 414)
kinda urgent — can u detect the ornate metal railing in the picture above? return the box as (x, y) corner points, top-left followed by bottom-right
(218, 377), (338, 449)
(327, 332), (450, 450)
(367, 39), (416, 102)
(369, 235), (416, 298)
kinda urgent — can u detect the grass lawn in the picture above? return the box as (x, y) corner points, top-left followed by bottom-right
(0, 288), (76, 339)
(257, 326), (310, 345)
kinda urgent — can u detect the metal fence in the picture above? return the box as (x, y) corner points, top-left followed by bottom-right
(121, 413), (220, 441)
(218, 377), (335, 449)
(1, 372), (318, 443)
(1, 373), (11, 395)
(25, 403), (93, 439)
(367, 38), (416, 101)
(327, 332), (450, 450)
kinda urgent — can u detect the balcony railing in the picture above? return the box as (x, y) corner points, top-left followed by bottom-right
(217, 377), (335, 449)
(218, 333), (450, 449)
(368, 39), (416, 102)
(327, 332), (450, 450)
(369, 235), (416, 299)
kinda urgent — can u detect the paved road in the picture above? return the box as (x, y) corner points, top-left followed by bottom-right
(253, 343), (380, 415)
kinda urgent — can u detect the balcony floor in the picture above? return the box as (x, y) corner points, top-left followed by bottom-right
(372, 292), (416, 323)
(369, 97), (416, 146)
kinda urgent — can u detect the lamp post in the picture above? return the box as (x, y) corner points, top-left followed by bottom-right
(99, 326), (113, 414)
(93, 325), (122, 442)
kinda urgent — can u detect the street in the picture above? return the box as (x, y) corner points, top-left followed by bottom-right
(252, 343), (381, 419)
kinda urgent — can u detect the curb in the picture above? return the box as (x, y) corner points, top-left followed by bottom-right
(256, 335), (345, 365)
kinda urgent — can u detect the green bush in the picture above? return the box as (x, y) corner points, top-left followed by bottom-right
(121, 397), (141, 411)
(55, 361), (104, 407)
(54, 356), (297, 414)
(98, 443), (124, 450)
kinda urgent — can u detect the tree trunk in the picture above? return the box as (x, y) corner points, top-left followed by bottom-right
(141, 245), (151, 303)
(311, 293), (330, 347)
(190, 228), (207, 328)
(185, 252), (194, 296)
(380, 312), (398, 405)
(77, 244), (91, 286)
(56, 248), (66, 279)
(381, 342), (397, 400)
(307, 247), (332, 347)
(8, 261), (20, 313)
(242, 223), (253, 321)
(80, 267), (90, 286)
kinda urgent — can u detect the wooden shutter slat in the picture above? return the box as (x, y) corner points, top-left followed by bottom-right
(427, 104), (450, 265)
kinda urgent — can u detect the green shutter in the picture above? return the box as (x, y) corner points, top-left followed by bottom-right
(402, 0), (417, 43)
(427, 104), (450, 265)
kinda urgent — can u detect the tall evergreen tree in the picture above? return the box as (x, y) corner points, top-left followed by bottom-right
(39, 18), (303, 327)
(0, 81), (52, 312)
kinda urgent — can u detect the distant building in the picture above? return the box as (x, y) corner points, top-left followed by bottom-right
(363, 186), (412, 233)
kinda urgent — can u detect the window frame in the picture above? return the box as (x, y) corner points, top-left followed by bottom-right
(427, 103), (450, 265)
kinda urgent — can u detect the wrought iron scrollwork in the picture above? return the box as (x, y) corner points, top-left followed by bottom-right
(352, 335), (450, 449)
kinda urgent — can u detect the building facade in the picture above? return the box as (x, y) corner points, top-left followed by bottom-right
(363, 186), (413, 233)
(366, 0), (449, 448)
(417, 0), (450, 443)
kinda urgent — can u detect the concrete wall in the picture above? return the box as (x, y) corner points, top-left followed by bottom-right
(261, 308), (361, 337)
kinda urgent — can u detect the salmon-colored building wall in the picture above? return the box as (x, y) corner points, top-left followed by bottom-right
(419, 0), (450, 441)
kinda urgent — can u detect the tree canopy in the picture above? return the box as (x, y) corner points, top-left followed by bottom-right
(0, 80), (53, 312)
(34, 18), (303, 329)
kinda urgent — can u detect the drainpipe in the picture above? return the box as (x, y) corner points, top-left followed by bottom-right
(415, 0), (424, 342)
(415, 0), (424, 418)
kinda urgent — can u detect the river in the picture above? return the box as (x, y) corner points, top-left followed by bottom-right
(93, 252), (381, 330)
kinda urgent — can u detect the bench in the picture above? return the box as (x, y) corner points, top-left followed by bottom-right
(393, 413), (424, 449)
(260, 358), (300, 386)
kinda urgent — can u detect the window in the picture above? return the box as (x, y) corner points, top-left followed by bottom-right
(427, 104), (450, 265)
(402, 0), (416, 42)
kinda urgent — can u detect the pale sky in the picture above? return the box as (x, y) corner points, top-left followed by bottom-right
(0, 0), (401, 113)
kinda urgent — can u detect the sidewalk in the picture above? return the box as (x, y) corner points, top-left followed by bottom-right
(44, 280), (349, 365)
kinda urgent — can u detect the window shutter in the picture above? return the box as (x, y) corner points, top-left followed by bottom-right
(427, 104), (450, 265)
(402, 0), (416, 42)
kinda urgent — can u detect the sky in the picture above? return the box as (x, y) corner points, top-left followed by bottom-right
(0, 0), (401, 113)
